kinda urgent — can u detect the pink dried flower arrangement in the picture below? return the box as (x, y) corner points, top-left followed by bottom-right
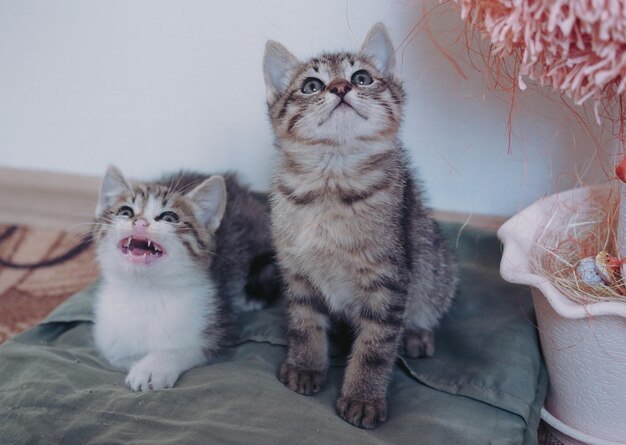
(457, 0), (626, 107)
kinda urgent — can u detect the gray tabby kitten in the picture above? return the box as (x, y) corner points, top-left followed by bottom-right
(263, 23), (458, 428)
(93, 166), (275, 391)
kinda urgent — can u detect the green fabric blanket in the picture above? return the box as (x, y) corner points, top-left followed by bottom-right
(0, 225), (546, 444)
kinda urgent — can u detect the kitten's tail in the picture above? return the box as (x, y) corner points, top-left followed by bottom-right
(245, 251), (282, 306)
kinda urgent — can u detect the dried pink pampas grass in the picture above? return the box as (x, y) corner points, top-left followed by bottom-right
(457, 0), (626, 108)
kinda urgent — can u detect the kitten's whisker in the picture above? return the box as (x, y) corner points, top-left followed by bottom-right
(164, 173), (186, 201)
(162, 177), (175, 202)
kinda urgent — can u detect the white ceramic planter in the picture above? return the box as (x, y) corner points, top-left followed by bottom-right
(497, 185), (626, 445)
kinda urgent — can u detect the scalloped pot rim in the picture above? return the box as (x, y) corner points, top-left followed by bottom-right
(497, 185), (626, 320)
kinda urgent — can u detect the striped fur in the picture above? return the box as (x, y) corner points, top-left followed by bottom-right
(92, 167), (275, 391)
(264, 24), (458, 428)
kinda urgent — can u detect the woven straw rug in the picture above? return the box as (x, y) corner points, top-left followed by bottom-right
(0, 224), (98, 344)
(0, 223), (561, 444)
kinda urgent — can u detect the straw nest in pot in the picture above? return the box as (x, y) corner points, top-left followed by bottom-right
(530, 183), (626, 304)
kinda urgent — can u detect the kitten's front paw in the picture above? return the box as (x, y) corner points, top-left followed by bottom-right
(277, 361), (326, 395)
(125, 359), (181, 391)
(403, 329), (435, 358)
(336, 396), (387, 429)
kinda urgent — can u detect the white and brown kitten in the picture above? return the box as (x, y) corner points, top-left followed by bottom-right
(92, 166), (275, 391)
(263, 23), (458, 428)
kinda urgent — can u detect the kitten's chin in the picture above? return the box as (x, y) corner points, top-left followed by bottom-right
(117, 236), (166, 266)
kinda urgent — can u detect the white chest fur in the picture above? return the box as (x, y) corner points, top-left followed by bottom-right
(93, 277), (214, 370)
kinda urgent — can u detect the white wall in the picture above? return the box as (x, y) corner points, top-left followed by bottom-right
(0, 0), (614, 216)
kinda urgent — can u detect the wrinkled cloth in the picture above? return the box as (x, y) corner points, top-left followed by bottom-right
(0, 225), (546, 445)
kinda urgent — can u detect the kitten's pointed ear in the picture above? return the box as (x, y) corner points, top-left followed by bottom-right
(187, 176), (227, 233)
(263, 40), (299, 104)
(359, 23), (396, 77)
(96, 165), (131, 217)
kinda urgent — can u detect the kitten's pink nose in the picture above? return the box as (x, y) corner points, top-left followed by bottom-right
(133, 218), (149, 228)
(328, 79), (352, 97)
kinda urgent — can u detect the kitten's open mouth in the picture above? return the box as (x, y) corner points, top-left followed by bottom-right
(118, 236), (165, 265)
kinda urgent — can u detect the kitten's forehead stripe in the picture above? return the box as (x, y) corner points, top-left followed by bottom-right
(281, 51), (403, 95)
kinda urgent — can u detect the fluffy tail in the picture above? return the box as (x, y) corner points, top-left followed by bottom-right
(244, 252), (282, 305)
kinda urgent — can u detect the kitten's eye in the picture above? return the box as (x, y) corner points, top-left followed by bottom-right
(301, 78), (325, 94)
(117, 206), (134, 218)
(155, 211), (180, 223)
(351, 70), (373, 86)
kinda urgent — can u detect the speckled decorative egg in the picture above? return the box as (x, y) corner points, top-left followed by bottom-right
(576, 257), (604, 286)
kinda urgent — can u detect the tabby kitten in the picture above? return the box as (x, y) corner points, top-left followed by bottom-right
(263, 23), (457, 428)
(92, 166), (275, 391)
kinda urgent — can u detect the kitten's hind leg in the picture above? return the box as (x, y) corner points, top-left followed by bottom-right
(402, 277), (456, 359)
(402, 303), (438, 358)
(402, 328), (435, 358)
(278, 273), (329, 396)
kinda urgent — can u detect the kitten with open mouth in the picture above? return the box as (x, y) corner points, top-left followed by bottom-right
(92, 166), (278, 391)
(118, 236), (164, 263)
